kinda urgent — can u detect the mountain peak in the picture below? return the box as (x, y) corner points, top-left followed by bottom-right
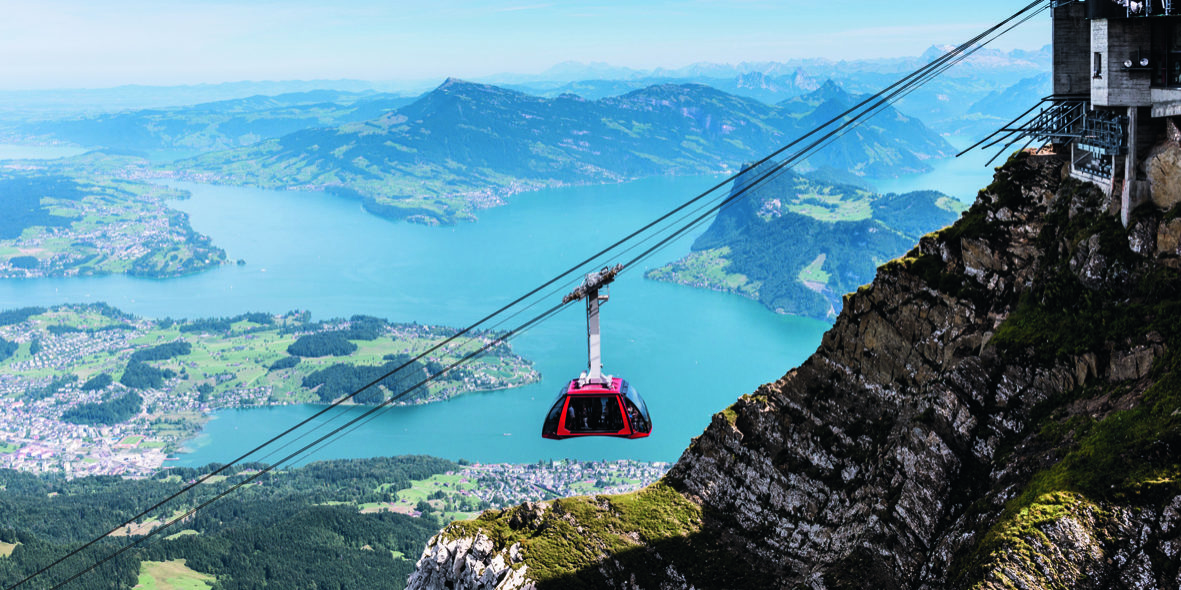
(921, 44), (955, 62)
(807, 79), (851, 101)
(424, 78), (531, 102)
(436, 77), (475, 91)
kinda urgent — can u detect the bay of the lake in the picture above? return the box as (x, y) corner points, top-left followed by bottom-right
(0, 149), (994, 466)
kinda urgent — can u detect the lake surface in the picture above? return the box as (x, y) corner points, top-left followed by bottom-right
(0, 147), (996, 467)
(0, 173), (832, 465)
(872, 138), (998, 204)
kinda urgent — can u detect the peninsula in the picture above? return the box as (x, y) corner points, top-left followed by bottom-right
(0, 304), (538, 477)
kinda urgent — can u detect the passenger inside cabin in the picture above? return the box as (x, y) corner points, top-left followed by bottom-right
(626, 400), (649, 433)
(567, 396), (624, 431)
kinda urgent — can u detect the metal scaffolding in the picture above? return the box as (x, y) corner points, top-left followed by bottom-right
(958, 95), (1127, 169)
(1120, 0), (1180, 16)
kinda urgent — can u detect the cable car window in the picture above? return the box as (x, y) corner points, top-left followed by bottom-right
(625, 399), (650, 433)
(623, 384), (650, 421)
(543, 393), (566, 435)
(567, 396), (623, 432)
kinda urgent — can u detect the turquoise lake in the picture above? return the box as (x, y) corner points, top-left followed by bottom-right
(0, 149), (995, 466)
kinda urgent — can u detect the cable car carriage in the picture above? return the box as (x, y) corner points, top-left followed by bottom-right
(543, 265), (652, 439)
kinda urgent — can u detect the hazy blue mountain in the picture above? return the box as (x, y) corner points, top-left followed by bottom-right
(180, 78), (955, 225)
(499, 47), (1050, 138)
(7, 91), (418, 154)
(496, 47), (1049, 86)
(538, 61), (650, 81)
(941, 73), (1053, 139)
(509, 70), (824, 104)
(776, 81), (953, 177)
(0, 79), (435, 119)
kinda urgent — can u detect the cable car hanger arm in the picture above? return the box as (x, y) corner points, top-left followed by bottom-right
(562, 263), (623, 303)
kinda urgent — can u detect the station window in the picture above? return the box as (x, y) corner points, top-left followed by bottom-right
(1094, 52), (1103, 78)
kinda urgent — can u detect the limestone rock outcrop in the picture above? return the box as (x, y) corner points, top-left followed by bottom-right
(1147, 141), (1181, 210)
(407, 532), (533, 590)
(407, 152), (1181, 589)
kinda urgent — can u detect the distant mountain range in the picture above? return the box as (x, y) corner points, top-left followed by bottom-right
(4, 90), (416, 154)
(176, 79), (954, 225)
(495, 45), (1049, 86)
(499, 46), (1051, 135)
(0, 80), (431, 119)
(942, 73), (1053, 139)
(0, 45), (1048, 145)
(0, 46), (1049, 227)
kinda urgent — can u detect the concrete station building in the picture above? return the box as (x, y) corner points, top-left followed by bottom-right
(1009, 0), (1181, 224)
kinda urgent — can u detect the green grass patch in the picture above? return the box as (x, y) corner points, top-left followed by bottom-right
(645, 248), (759, 297)
(0, 305), (536, 423)
(133, 559), (214, 590)
(390, 472), (476, 516)
(445, 481), (701, 584)
(0, 541), (18, 557)
(720, 405), (739, 426)
(797, 253), (830, 285)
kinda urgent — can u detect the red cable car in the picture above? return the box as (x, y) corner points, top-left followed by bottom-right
(542, 265), (652, 440)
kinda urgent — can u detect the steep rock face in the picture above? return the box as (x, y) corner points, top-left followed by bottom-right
(408, 532), (533, 590)
(407, 152), (1181, 589)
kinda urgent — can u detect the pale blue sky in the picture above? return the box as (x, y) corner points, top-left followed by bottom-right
(0, 0), (1050, 90)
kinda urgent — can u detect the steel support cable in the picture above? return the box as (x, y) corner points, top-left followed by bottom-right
(958, 99), (1049, 156)
(12, 56), (922, 584)
(11, 3), (1049, 588)
(248, 273), (591, 467)
(40, 301), (568, 590)
(322, 0), (1055, 468)
(979, 97), (1076, 162)
(743, 2), (1052, 208)
(306, 17), (1048, 453)
(579, 0), (1053, 283)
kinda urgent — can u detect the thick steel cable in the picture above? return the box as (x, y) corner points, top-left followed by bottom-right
(221, 0), (1054, 472)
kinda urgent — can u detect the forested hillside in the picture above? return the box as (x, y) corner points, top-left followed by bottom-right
(648, 162), (964, 320)
(0, 456), (456, 590)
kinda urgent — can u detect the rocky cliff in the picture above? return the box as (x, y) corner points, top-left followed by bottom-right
(406, 151), (1181, 589)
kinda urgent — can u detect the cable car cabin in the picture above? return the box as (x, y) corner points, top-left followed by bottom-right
(542, 377), (651, 439)
(545, 264), (653, 440)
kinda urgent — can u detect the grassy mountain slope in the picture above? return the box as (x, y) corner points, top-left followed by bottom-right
(181, 79), (955, 225)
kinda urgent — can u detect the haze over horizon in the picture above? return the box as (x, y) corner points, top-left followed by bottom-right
(1, 0), (1050, 91)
